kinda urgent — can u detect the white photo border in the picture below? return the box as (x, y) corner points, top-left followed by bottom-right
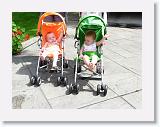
(0, 0), (154, 121)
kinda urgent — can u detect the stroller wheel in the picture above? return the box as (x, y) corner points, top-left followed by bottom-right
(63, 60), (69, 68)
(56, 76), (68, 86)
(73, 83), (79, 94)
(56, 76), (61, 86)
(97, 84), (101, 95)
(39, 60), (43, 67)
(96, 67), (104, 74)
(102, 85), (108, 96)
(68, 83), (73, 94)
(63, 76), (68, 86)
(35, 77), (41, 87)
(45, 56), (50, 63)
(30, 76), (37, 85)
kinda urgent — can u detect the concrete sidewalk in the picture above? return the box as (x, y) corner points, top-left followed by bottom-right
(12, 25), (142, 109)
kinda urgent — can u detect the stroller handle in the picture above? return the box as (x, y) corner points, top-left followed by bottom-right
(37, 12), (66, 35)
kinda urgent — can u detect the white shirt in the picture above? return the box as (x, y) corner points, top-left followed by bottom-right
(83, 43), (97, 52)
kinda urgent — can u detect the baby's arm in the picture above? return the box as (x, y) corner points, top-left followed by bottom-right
(57, 31), (64, 43)
(41, 42), (48, 51)
(96, 34), (109, 46)
(79, 45), (84, 58)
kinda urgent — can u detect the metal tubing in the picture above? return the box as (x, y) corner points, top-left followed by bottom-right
(101, 46), (104, 85)
(36, 56), (40, 77)
(61, 40), (64, 76)
(74, 41), (79, 84)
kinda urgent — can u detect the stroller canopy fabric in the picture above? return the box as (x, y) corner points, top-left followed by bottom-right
(37, 12), (67, 47)
(75, 15), (107, 47)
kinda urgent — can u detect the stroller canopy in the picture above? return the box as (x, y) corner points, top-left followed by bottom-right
(75, 15), (107, 47)
(37, 12), (67, 47)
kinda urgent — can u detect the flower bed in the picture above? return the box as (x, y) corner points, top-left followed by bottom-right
(12, 22), (30, 55)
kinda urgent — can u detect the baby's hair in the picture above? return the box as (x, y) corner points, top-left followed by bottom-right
(85, 30), (96, 40)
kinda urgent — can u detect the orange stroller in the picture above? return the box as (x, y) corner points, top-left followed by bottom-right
(30, 12), (68, 87)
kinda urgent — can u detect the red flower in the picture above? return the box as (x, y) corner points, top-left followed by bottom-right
(17, 30), (22, 35)
(24, 34), (30, 41)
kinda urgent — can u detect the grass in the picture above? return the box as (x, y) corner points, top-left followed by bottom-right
(12, 12), (40, 38)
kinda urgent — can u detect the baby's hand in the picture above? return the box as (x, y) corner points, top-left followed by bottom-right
(102, 41), (108, 45)
(60, 30), (64, 35)
(79, 54), (84, 59)
(104, 34), (110, 39)
(41, 48), (45, 52)
(62, 36), (66, 41)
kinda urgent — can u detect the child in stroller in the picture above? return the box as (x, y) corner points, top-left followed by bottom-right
(68, 15), (108, 96)
(40, 31), (64, 70)
(79, 30), (108, 71)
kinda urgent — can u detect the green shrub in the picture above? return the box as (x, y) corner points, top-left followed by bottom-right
(12, 22), (30, 55)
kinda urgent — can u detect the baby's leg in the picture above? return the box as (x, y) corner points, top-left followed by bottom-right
(91, 55), (98, 69)
(52, 50), (59, 67)
(83, 55), (90, 67)
(40, 51), (47, 61)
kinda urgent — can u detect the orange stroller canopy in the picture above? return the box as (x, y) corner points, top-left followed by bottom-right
(37, 12), (67, 47)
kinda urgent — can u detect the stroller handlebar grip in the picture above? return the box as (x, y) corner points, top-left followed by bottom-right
(37, 32), (42, 37)
(74, 40), (79, 48)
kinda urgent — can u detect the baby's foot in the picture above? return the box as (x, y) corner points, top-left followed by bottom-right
(88, 63), (93, 71)
(50, 66), (59, 73)
(91, 63), (96, 69)
(51, 66), (58, 70)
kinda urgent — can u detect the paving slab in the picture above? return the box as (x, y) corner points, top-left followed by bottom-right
(104, 44), (135, 58)
(122, 90), (142, 109)
(12, 57), (33, 91)
(12, 88), (51, 109)
(80, 97), (134, 109)
(48, 88), (117, 109)
(115, 56), (141, 75)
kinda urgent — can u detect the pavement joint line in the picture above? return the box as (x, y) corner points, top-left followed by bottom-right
(77, 89), (142, 109)
(12, 88), (36, 93)
(20, 57), (34, 76)
(109, 27), (141, 32)
(108, 40), (141, 55)
(108, 35), (141, 42)
(20, 57), (53, 109)
(22, 40), (38, 50)
(117, 28), (141, 33)
(103, 55), (141, 78)
(105, 47), (128, 59)
(106, 76), (141, 85)
(107, 87), (139, 109)
(39, 86), (53, 109)
(121, 37), (141, 42)
(107, 37), (135, 42)
(47, 94), (67, 101)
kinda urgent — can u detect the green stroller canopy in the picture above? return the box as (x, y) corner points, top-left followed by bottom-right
(75, 15), (107, 47)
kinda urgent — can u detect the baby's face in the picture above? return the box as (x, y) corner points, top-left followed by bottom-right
(85, 36), (94, 45)
(46, 33), (56, 43)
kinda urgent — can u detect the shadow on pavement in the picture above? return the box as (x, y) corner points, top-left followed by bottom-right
(13, 56), (99, 96)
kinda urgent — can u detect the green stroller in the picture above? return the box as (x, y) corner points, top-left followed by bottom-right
(68, 15), (108, 96)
